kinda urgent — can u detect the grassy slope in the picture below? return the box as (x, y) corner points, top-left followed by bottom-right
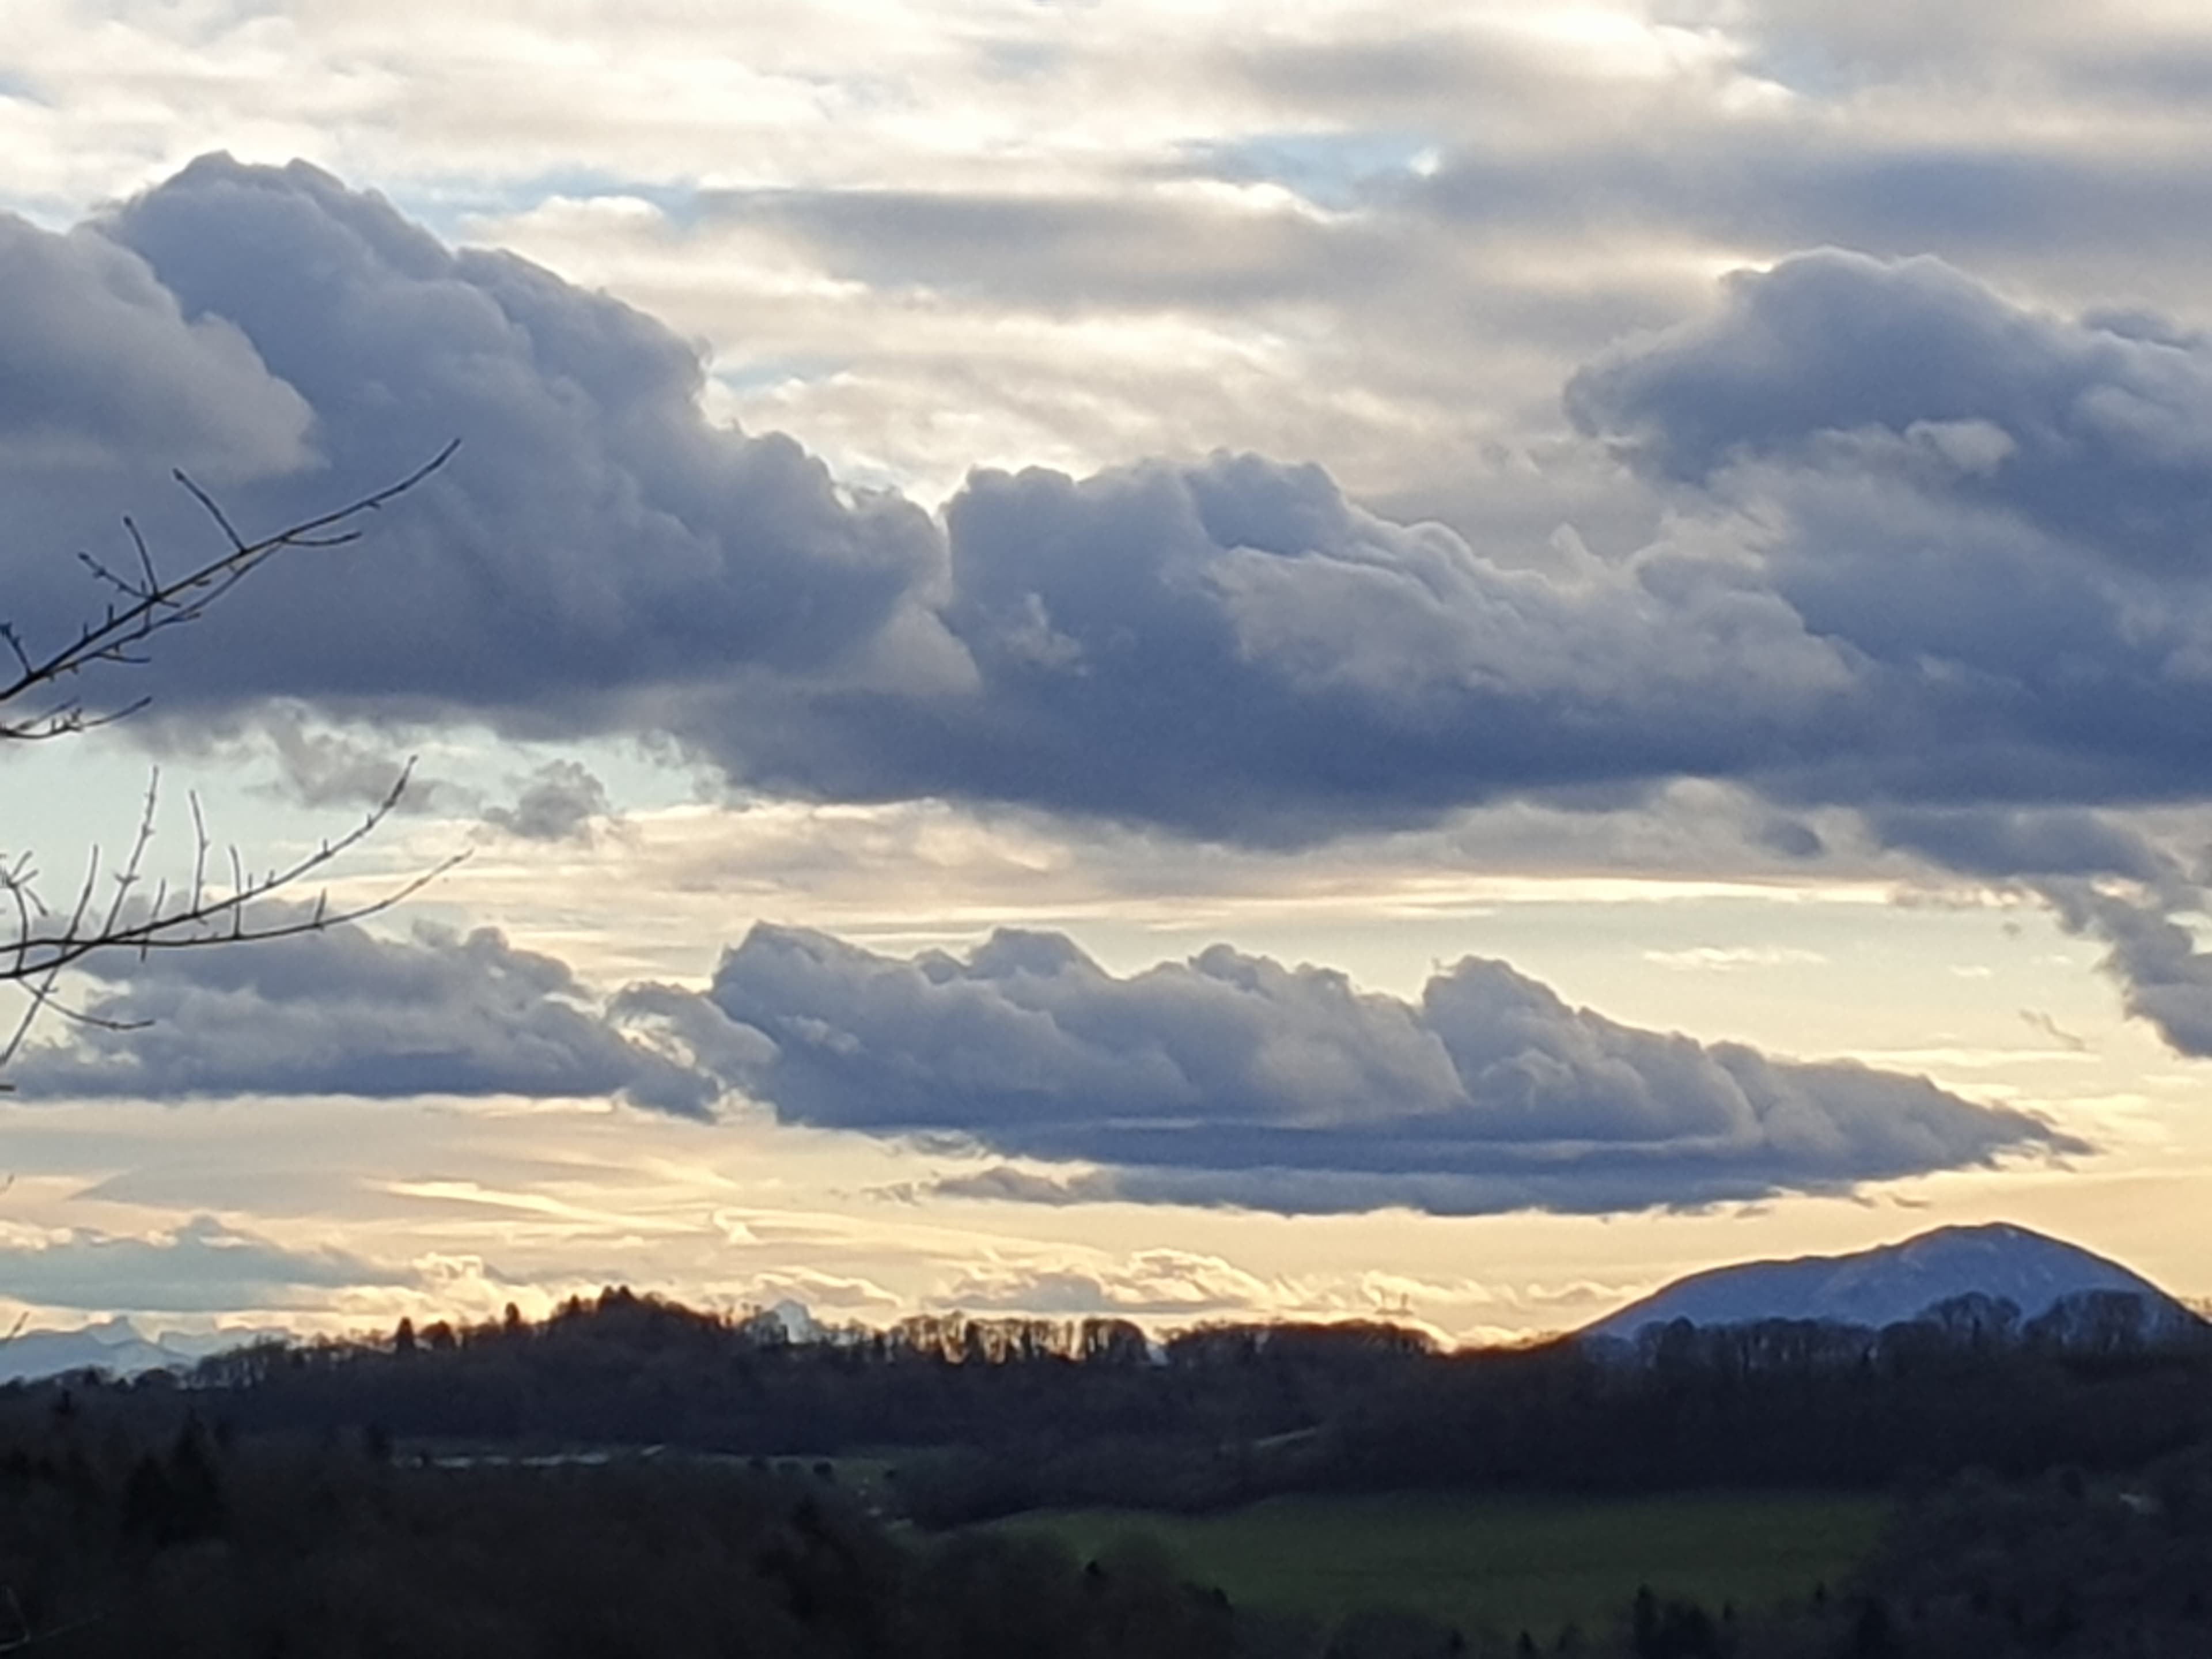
(999, 1489), (1888, 1642)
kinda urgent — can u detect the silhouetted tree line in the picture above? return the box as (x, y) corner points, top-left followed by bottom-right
(184, 1290), (1427, 1514)
(160, 1287), (2212, 1524)
(3, 1290), (2210, 1657)
(1319, 1295), (2212, 1502)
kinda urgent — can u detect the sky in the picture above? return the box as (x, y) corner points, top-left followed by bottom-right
(3, 0), (2211, 1347)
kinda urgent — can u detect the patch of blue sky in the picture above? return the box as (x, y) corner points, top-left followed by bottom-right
(1185, 129), (1440, 213)
(0, 722), (710, 915)
(0, 194), (77, 232)
(975, 37), (1066, 83)
(389, 169), (707, 245)
(830, 456), (926, 498)
(711, 357), (852, 398)
(1725, 33), (1868, 101)
(817, 72), (917, 118)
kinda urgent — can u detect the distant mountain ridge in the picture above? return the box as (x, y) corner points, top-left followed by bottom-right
(1584, 1222), (2195, 1342)
(0, 1319), (283, 1385)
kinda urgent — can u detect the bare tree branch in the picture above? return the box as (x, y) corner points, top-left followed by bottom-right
(0, 439), (457, 743)
(0, 447), (465, 1080)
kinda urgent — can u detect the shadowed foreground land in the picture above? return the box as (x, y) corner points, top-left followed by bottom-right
(999, 1490), (1888, 1642)
(4, 1292), (2211, 1653)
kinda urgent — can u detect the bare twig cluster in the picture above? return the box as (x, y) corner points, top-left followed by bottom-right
(0, 441), (456, 744)
(0, 445), (463, 1078)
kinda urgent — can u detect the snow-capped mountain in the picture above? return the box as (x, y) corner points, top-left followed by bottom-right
(0, 1319), (193, 1384)
(1584, 1222), (2194, 1342)
(761, 1299), (820, 1343)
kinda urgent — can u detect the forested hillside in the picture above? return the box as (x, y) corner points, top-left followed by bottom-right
(2, 1289), (2207, 1654)
(180, 1287), (2212, 1519)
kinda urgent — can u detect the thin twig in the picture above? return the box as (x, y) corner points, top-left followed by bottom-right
(0, 440), (457, 741)
(0, 446), (464, 1065)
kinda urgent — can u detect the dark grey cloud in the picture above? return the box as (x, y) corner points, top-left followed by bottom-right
(2036, 881), (2212, 1061)
(3, 154), (945, 737)
(257, 712), (418, 811)
(166, 713), (608, 838)
(22, 160), (2212, 867)
(1868, 807), (2183, 891)
(483, 759), (612, 844)
(929, 1167), (1116, 1207)
(1570, 248), (2212, 563)
(687, 251), (2212, 838)
(0, 211), (313, 479)
(9, 918), (721, 1116)
(694, 923), (2074, 1216)
(0, 1215), (407, 1313)
(697, 451), (1843, 839)
(1708, 150), (2212, 275)
(1570, 251), (2212, 811)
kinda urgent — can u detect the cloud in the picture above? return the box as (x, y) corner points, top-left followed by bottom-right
(692, 923), (2075, 1216)
(925, 1247), (1597, 1334)
(0, 1215), (407, 1313)
(733, 1268), (903, 1315)
(0, 164), (1865, 846)
(1565, 251), (2212, 818)
(2020, 1010), (2089, 1053)
(703, 183), (1361, 315)
(255, 712), (422, 812)
(1570, 249), (2212, 570)
(1642, 946), (1827, 972)
(21, 3), (2212, 533)
(1588, 240), (2212, 1073)
(1867, 807), (2184, 891)
(933, 1248), (1277, 1317)
(700, 235), (2212, 829)
(927, 1166), (1119, 1207)
(2038, 880), (2212, 1060)
(1673, 0), (2133, 96)
(6, 155), (948, 738)
(8, 917), (722, 1116)
(697, 449), (1846, 839)
(1823, 808), (2212, 1071)
(0, 211), (313, 481)
(483, 759), (613, 844)
(21, 161), (2212, 865)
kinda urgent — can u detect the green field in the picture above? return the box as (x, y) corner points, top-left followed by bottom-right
(998, 1489), (1888, 1643)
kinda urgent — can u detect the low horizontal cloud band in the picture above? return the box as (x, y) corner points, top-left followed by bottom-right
(683, 924), (2077, 1216)
(0, 1215), (406, 1315)
(15, 918), (2075, 1217)
(6, 917), (719, 1118)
